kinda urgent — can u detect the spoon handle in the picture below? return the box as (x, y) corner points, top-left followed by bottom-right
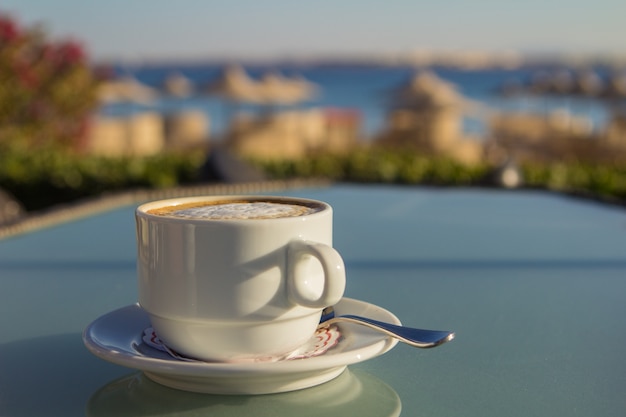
(322, 314), (455, 348)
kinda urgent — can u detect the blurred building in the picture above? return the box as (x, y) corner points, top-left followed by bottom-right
(376, 71), (484, 165)
(225, 108), (359, 160)
(85, 110), (209, 156)
(603, 112), (626, 150)
(488, 109), (626, 163)
(163, 110), (210, 151)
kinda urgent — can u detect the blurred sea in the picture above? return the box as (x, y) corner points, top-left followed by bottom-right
(101, 63), (613, 141)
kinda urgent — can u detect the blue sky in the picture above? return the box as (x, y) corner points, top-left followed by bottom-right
(2, 0), (625, 62)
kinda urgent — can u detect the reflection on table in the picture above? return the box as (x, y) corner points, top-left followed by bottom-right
(87, 368), (401, 417)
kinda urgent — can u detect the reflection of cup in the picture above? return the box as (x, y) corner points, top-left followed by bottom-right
(136, 196), (346, 362)
(86, 369), (402, 417)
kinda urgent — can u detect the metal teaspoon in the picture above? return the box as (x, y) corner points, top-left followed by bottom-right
(319, 306), (455, 348)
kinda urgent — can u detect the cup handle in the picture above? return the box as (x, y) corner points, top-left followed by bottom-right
(287, 240), (346, 308)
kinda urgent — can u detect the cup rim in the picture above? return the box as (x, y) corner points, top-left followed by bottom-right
(135, 195), (331, 223)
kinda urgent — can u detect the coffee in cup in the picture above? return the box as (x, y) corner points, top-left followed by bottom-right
(146, 199), (323, 220)
(135, 195), (346, 362)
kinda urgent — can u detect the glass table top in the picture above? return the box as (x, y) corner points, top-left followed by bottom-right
(1, 184), (625, 416)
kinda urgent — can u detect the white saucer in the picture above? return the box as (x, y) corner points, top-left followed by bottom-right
(83, 298), (400, 394)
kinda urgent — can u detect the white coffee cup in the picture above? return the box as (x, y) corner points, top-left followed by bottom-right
(135, 195), (346, 362)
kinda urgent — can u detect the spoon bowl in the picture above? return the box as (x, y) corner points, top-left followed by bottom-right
(319, 306), (454, 348)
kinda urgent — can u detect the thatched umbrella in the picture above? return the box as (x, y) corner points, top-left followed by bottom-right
(204, 66), (319, 137)
(162, 72), (193, 97)
(548, 69), (575, 95)
(97, 76), (159, 104)
(256, 72), (317, 105)
(526, 71), (554, 95)
(601, 72), (626, 119)
(603, 72), (626, 99)
(204, 65), (264, 104)
(388, 71), (470, 111)
(206, 66), (317, 106)
(573, 69), (603, 96)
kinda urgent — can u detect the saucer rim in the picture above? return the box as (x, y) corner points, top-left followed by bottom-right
(83, 297), (400, 377)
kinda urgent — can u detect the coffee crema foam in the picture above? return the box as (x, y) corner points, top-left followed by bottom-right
(147, 200), (322, 220)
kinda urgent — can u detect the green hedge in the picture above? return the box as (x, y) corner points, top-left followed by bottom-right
(253, 149), (491, 186)
(251, 148), (626, 204)
(0, 146), (205, 210)
(2, 145), (626, 212)
(522, 162), (626, 201)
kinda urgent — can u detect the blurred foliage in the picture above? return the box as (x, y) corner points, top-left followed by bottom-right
(252, 147), (491, 185)
(0, 13), (100, 149)
(1, 13), (624, 212)
(252, 146), (626, 204)
(0, 143), (205, 210)
(1, 143), (625, 212)
(521, 161), (626, 201)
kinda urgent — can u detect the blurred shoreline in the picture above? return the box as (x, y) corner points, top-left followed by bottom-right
(99, 59), (622, 141)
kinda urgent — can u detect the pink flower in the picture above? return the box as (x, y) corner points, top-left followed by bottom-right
(55, 40), (86, 65)
(12, 61), (39, 89)
(0, 14), (20, 43)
